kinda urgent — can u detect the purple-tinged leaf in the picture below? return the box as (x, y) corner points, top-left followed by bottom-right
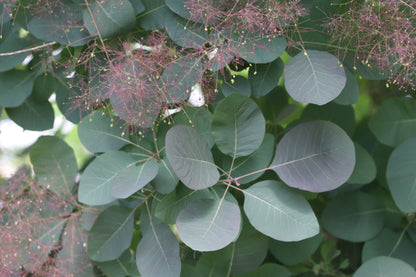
(272, 120), (355, 192)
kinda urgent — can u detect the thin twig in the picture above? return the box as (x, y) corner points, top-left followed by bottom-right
(0, 41), (57, 56)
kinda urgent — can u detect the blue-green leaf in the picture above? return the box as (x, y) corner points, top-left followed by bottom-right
(96, 250), (139, 277)
(231, 219), (269, 274)
(333, 68), (359, 105)
(369, 97), (416, 147)
(0, 69), (37, 108)
(0, 23), (32, 72)
(155, 185), (214, 224)
(173, 106), (215, 148)
(88, 205), (135, 261)
(353, 256), (416, 277)
(165, 125), (219, 190)
(234, 263), (291, 277)
(111, 159), (159, 199)
(6, 96), (54, 131)
(272, 120), (355, 192)
(78, 112), (129, 153)
(30, 136), (78, 195)
(347, 143), (377, 185)
(299, 102), (356, 137)
(151, 157), (178, 194)
(137, 209), (181, 277)
(284, 50), (346, 105)
(269, 232), (322, 265)
(236, 35), (287, 64)
(249, 58), (284, 98)
(83, 0), (135, 39)
(176, 198), (241, 251)
(386, 137), (416, 213)
(165, 14), (208, 49)
(212, 93), (265, 158)
(243, 180), (319, 241)
(55, 77), (89, 123)
(222, 133), (274, 184)
(362, 228), (416, 268)
(321, 191), (385, 242)
(28, 2), (90, 46)
(221, 76), (251, 97)
(78, 151), (134, 205)
(137, 0), (172, 30)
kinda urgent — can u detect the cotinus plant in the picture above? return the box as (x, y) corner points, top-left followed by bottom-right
(1, 0), (416, 276)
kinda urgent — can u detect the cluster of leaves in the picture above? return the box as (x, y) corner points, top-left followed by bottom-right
(1, 0), (416, 277)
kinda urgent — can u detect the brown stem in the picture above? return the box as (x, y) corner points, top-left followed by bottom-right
(0, 41), (57, 56)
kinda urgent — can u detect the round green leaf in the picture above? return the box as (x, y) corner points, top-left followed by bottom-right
(269, 232), (322, 265)
(272, 120), (355, 192)
(83, 0), (135, 39)
(387, 137), (416, 213)
(6, 96), (54, 131)
(231, 219), (269, 274)
(254, 86), (289, 123)
(111, 160), (159, 199)
(165, 14), (208, 49)
(28, 2), (90, 46)
(333, 68), (359, 105)
(221, 76), (251, 97)
(347, 143), (377, 185)
(234, 263), (291, 277)
(353, 256), (416, 277)
(137, 0), (173, 30)
(362, 228), (416, 267)
(299, 102), (356, 137)
(284, 50), (346, 105)
(32, 74), (60, 101)
(30, 136), (78, 195)
(88, 205), (134, 262)
(5, 74), (58, 130)
(78, 112), (128, 153)
(0, 69), (37, 108)
(243, 180), (319, 241)
(369, 97), (416, 147)
(249, 58), (284, 98)
(165, 125), (219, 190)
(321, 191), (385, 242)
(212, 93), (265, 158)
(165, 0), (192, 22)
(137, 211), (181, 277)
(176, 198), (241, 251)
(78, 151), (134, 205)
(236, 36), (287, 64)
(195, 245), (234, 276)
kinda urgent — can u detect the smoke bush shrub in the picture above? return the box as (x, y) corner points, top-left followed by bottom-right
(1, 0), (416, 276)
